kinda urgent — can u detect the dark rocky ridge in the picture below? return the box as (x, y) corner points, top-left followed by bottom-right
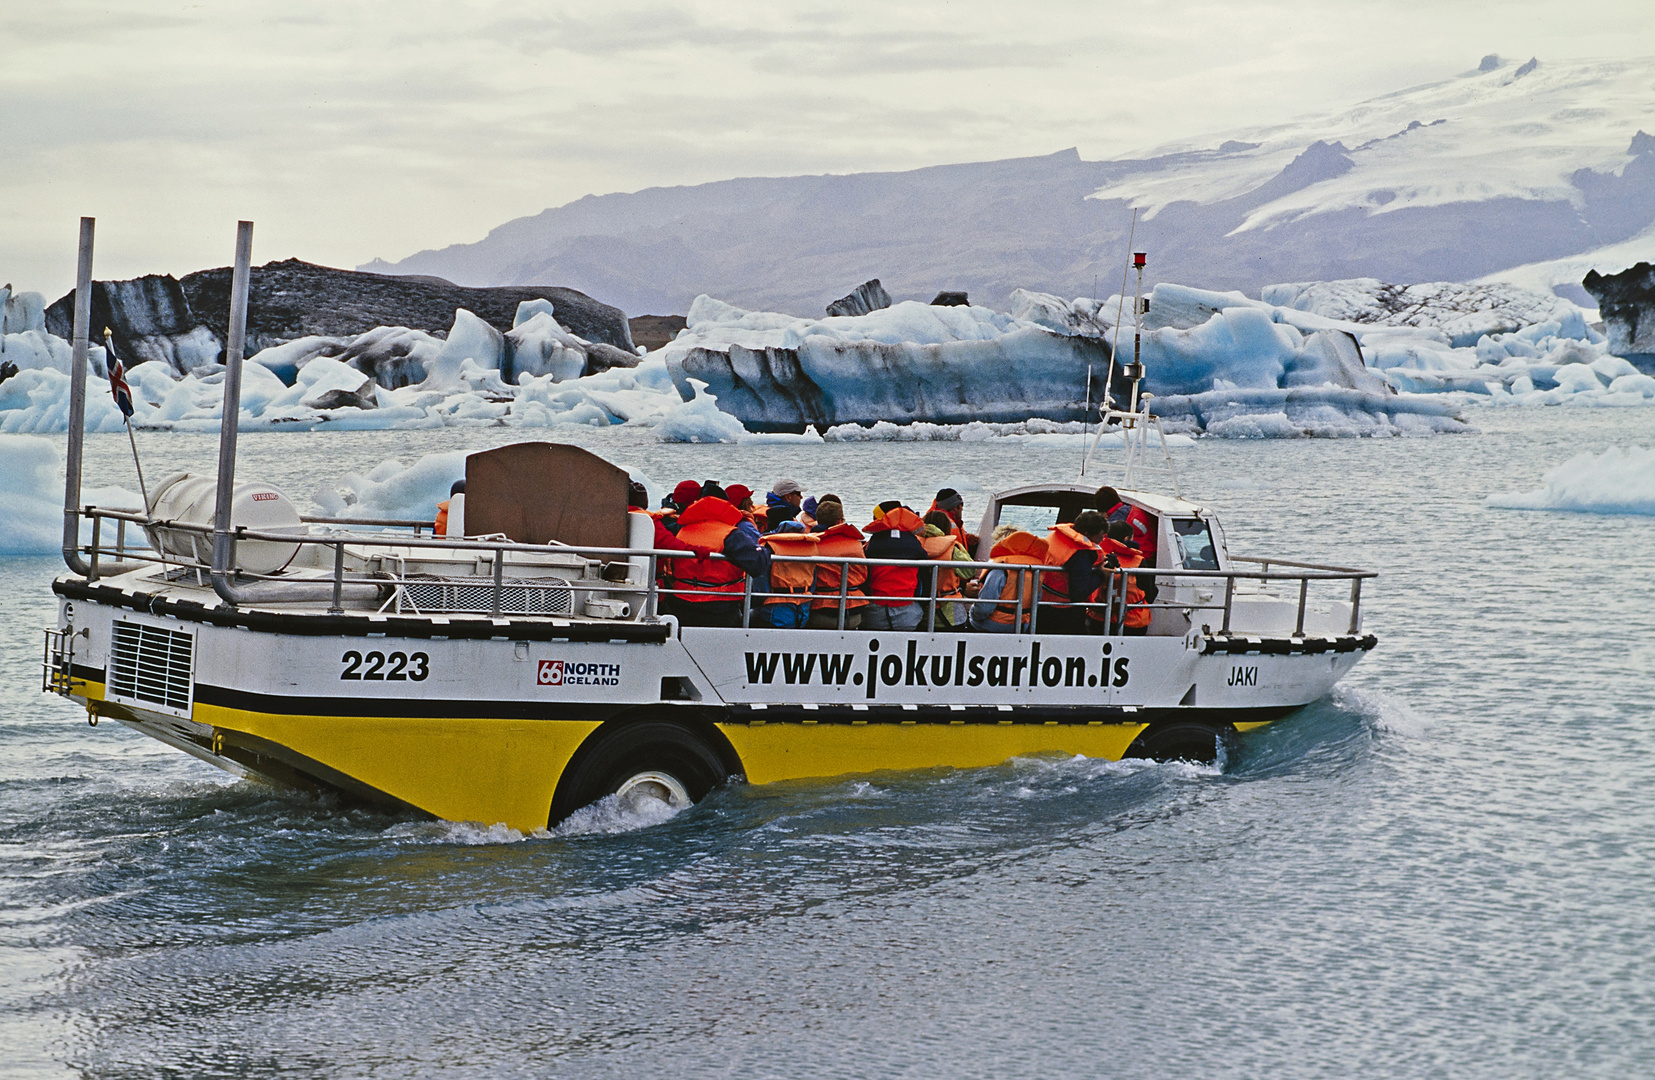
(46, 259), (634, 372)
(626, 314), (687, 352)
(1583, 261), (1655, 369)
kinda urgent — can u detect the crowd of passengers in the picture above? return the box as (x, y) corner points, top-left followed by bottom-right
(625, 477), (1160, 635)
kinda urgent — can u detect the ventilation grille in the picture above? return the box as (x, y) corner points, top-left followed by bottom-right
(108, 621), (195, 714)
(401, 576), (575, 616)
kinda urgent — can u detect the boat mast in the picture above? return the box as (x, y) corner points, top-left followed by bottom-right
(210, 221), (255, 607)
(62, 217), (95, 577)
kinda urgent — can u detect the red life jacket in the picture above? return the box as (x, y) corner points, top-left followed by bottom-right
(671, 497), (746, 602)
(812, 523), (869, 611)
(986, 531), (1047, 628)
(863, 506), (925, 607)
(1125, 505), (1156, 557)
(1040, 523), (1099, 608)
(434, 500), (450, 536)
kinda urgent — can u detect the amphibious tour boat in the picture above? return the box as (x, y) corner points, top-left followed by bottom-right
(44, 220), (1378, 830)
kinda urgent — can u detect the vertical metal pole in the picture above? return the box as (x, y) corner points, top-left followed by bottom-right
(1294, 577), (1309, 637)
(116, 517), (126, 561)
(925, 565), (938, 632)
(1029, 568), (1042, 636)
(330, 542), (346, 614)
(89, 513), (101, 582)
(741, 569), (753, 629)
(1102, 572), (1115, 636)
(210, 221), (254, 603)
(62, 217), (95, 576)
(645, 554), (658, 620)
(1348, 577), (1362, 634)
(836, 559), (849, 631)
(1221, 575), (1235, 634)
(491, 547), (504, 616)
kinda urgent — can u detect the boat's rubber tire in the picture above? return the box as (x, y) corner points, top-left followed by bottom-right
(1124, 721), (1234, 765)
(549, 720), (730, 827)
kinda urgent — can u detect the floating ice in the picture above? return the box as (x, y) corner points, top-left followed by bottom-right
(1484, 446), (1655, 515)
(313, 451), (468, 520)
(505, 311), (587, 383)
(0, 276), (1639, 441)
(0, 435), (140, 554)
(313, 448), (664, 522)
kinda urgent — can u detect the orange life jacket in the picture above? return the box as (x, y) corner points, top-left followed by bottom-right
(919, 532), (966, 599)
(760, 532), (819, 604)
(811, 523), (869, 610)
(1040, 523), (1100, 607)
(863, 506), (925, 607)
(985, 531), (1047, 628)
(434, 499), (450, 536)
(1088, 537), (1148, 627)
(671, 497), (746, 602)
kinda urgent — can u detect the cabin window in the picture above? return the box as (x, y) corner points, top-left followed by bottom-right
(996, 504), (1062, 535)
(1172, 518), (1219, 570)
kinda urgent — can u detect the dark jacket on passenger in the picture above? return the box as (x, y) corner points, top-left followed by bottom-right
(1061, 549), (1107, 604)
(722, 517), (773, 579)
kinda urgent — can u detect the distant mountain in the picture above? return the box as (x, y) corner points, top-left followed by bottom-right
(363, 56), (1655, 317)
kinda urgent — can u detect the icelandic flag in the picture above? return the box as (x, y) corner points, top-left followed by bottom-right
(105, 331), (133, 418)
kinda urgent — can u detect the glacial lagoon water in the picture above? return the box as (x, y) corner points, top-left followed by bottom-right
(3, 406), (1654, 1078)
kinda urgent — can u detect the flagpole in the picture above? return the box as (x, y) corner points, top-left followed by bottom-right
(103, 328), (150, 511)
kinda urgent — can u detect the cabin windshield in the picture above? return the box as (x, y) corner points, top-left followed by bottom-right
(1172, 518), (1219, 570)
(996, 503), (1063, 535)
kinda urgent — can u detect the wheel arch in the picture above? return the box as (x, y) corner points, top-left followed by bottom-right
(549, 707), (743, 824)
(1122, 717), (1238, 764)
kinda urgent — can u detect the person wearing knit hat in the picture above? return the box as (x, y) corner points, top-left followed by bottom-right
(669, 480), (702, 509)
(929, 488), (972, 552)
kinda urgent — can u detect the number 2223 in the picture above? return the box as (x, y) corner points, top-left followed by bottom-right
(340, 650), (429, 681)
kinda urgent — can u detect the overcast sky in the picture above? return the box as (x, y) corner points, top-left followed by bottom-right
(3, 0), (1651, 299)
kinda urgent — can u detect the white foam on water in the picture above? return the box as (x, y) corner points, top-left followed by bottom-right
(1331, 685), (1432, 739)
(551, 792), (685, 836)
(383, 819), (550, 846)
(1484, 445), (1655, 515)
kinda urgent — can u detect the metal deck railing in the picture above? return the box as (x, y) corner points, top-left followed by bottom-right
(67, 506), (1375, 638)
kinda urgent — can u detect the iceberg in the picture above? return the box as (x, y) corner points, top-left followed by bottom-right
(662, 288), (1471, 436)
(0, 434), (140, 554)
(0, 274), (1640, 442)
(1484, 446), (1655, 515)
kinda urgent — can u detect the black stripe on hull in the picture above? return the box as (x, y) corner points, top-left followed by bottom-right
(728, 703), (1299, 726)
(74, 663), (1302, 726)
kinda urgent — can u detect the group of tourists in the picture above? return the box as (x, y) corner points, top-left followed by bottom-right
(628, 477), (1158, 635)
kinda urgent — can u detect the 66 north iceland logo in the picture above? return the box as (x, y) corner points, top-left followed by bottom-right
(537, 659), (621, 687)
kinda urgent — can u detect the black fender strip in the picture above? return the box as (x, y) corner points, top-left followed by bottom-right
(1199, 634), (1377, 656)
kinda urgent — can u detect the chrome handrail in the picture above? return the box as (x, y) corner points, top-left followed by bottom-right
(70, 504), (1375, 636)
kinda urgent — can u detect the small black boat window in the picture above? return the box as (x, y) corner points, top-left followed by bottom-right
(1172, 518), (1219, 570)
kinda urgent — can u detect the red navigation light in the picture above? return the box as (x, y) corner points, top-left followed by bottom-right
(1133, 252), (1147, 267)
